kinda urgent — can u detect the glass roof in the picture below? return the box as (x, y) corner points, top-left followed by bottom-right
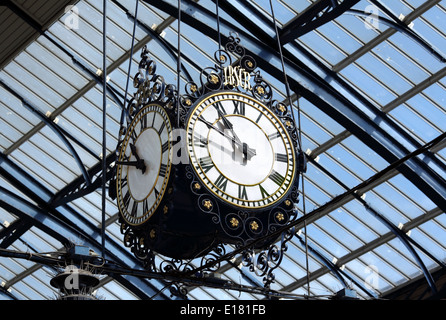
(0, 0), (445, 301)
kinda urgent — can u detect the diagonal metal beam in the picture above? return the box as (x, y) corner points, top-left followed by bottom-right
(0, 218), (32, 249)
(280, 0), (361, 44)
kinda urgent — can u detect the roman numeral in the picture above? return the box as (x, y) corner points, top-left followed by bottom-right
(214, 100), (227, 115)
(259, 184), (270, 198)
(269, 170), (285, 186)
(119, 176), (128, 189)
(162, 141), (169, 153)
(158, 121), (165, 135)
(143, 198), (149, 214)
(268, 132), (280, 140)
(159, 163), (167, 177)
(275, 153), (288, 162)
(193, 133), (208, 148)
(214, 174), (228, 191)
(238, 184), (248, 200)
(233, 100), (245, 115)
(151, 112), (157, 127)
(123, 190), (131, 208)
(199, 156), (214, 173)
(130, 201), (138, 217)
(141, 112), (148, 129)
(255, 112), (263, 124)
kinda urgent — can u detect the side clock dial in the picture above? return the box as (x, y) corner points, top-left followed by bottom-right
(186, 91), (296, 209)
(116, 103), (173, 226)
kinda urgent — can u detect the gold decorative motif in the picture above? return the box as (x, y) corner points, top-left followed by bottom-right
(163, 205), (168, 214)
(285, 200), (291, 207)
(139, 237), (145, 246)
(285, 120), (292, 128)
(230, 217), (239, 228)
(247, 61), (254, 68)
(190, 84), (197, 92)
(256, 86), (264, 95)
(124, 233), (131, 242)
(276, 213), (285, 222)
(203, 200), (213, 210)
(149, 229), (156, 239)
(250, 221), (259, 231)
(209, 74), (219, 84)
(278, 104), (287, 113)
(193, 182), (201, 190)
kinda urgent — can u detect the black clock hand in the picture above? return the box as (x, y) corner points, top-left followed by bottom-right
(130, 143), (141, 161)
(199, 116), (256, 159)
(215, 106), (234, 130)
(214, 106), (247, 158)
(116, 160), (146, 171)
(119, 143), (146, 174)
(198, 116), (255, 157)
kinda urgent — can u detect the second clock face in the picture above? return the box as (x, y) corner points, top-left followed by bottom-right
(116, 103), (172, 226)
(186, 91), (296, 209)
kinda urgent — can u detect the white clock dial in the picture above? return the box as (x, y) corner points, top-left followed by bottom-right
(116, 103), (172, 226)
(186, 91), (296, 209)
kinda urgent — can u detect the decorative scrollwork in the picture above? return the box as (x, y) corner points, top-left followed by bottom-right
(225, 32), (245, 56)
(199, 243), (226, 272)
(159, 258), (194, 274)
(121, 45), (177, 129)
(169, 282), (189, 299)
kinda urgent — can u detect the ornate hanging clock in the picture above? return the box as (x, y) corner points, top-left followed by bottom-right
(113, 35), (304, 292)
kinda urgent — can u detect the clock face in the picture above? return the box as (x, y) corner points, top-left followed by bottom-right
(186, 91), (296, 209)
(116, 103), (172, 226)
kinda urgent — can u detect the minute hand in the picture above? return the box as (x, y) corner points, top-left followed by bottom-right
(198, 116), (256, 158)
(215, 107), (242, 144)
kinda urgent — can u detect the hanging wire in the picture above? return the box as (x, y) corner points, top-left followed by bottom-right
(101, 0), (108, 258)
(122, 0), (139, 113)
(268, 0), (310, 298)
(268, 1), (302, 152)
(215, 0), (224, 84)
(216, 0), (222, 51)
(296, 95), (310, 298)
(176, 0), (182, 128)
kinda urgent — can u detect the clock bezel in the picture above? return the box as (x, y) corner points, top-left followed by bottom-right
(185, 90), (297, 210)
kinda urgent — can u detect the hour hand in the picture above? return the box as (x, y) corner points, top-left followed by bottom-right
(199, 116), (256, 160)
(130, 143), (141, 161)
(116, 160), (146, 173)
(121, 143), (146, 174)
(213, 114), (256, 160)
